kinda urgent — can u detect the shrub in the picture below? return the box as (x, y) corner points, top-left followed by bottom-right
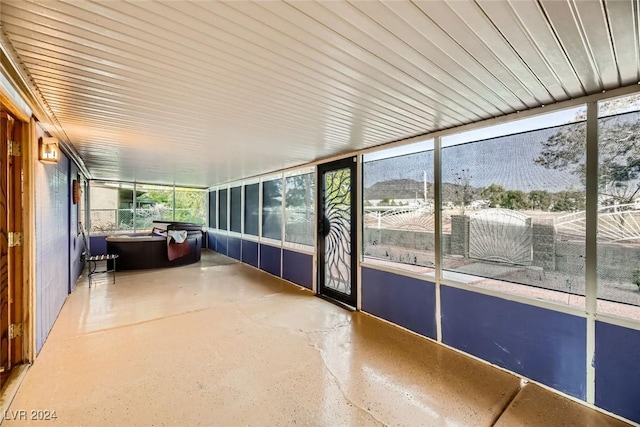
(633, 269), (640, 290)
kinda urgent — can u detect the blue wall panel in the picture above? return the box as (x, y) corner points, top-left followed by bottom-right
(441, 286), (586, 399)
(35, 152), (71, 355)
(595, 321), (640, 424)
(217, 234), (228, 256)
(259, 244), (281, 277)
(282, 249), (313, 289)
(241, 240), (259, 268)
(207, 231), (217, 252)
(228, 236), (241, 260)
(89, 235), (107, 255)
(361, 268), (436, 339)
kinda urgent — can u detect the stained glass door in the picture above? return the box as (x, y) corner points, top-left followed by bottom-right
(317, 157), (357, 307)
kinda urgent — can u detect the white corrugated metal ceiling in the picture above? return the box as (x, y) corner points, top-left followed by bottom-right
(1, 0), (639, 187)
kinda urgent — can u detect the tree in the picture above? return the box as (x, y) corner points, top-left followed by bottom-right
(502, 190), (528, 210)
(174, 189), (206, 224)
(535, 95), (640, 204)
(286, 174), (313, 208)
(324, 169), (350, 205)
(482, 184), (506, 208)
(453, 168), (474, 214)
(528, 190), (552, 210)
(551, 190), (585, 212)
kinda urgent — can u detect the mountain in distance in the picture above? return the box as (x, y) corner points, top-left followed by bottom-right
(364, 179), (481, 203)
(364, 179), (425, 200)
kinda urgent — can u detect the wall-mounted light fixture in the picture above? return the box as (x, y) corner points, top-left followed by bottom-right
(72, 179), (81, 204)
(39, 137), (59, 164)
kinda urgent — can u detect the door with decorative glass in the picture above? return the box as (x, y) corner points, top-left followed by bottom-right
(317, 157), (357, 307)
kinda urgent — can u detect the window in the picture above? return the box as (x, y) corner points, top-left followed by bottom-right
(89, 181), (207, 234)
(174, 187), (206, 225)
(135, 184), (174, 230)
(208, 190), (217, 229)
(244, 183), (259, 236)
(284, 170), (315, 248)
(597, 93), (640, 319)
(89, 181), (134, 234)
(262, 177), (282, 241)
(440, 107), (586, 306)
(230, 186), (242, 233)
(363, 140), (435, 272)
(219, 188), (228, 231)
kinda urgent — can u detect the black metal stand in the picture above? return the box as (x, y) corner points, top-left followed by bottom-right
(87, 254), (119, 288)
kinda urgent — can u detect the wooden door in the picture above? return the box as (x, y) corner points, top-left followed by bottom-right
(0, 111), (24, 388)
(0, 112), (10, 387)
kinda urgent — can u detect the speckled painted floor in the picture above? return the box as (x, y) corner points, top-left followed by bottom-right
(3, 250), (631, 426)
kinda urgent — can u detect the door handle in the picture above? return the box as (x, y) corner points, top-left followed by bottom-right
(320, 215), (331, 237)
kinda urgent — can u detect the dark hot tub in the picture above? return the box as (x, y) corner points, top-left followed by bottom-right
(106, 221), (203, 271)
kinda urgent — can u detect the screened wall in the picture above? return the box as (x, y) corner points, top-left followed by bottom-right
(206, 91), (640, 424)
(363, 140), (435, 271)
(208, 171), (316, 286)
(440, 108), (587, 306)
(244, 183), (259, 237)
(210, 171), (315, 249)
(89, 181), (206, 234)
(285, 169), (315, 249)
(262, 177), (283, 241)
(596, 94), (640, 317)
(358, 98), (640, 319)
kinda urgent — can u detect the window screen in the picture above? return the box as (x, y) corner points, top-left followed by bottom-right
(208, 190), (217, 229)
(285, 173), (315, 247)
(174, 188), (206, 225)
(597, 93), (640, 317)
(244, 183), (259, 236)
(441, 108), (586, 305)
(262, 178), (282, 240)
(230, 186), (242, 233)
(219, 188), (228, 231)
(363, 141), (434, 268)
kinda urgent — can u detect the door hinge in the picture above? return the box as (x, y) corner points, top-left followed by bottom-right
(8, 232), (23, 247)
(9, 323), (23, 339)
(8, 141), (21, 157)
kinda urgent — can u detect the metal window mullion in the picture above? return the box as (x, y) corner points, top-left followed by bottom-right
(313, 168), (318, 293)
(356, 155), (363, 310)
(585, 101), (598, 405)
(133, 182), (137, 232)
(434, 136), (443, 342)
(258, 180), (263, 268)
(280, 174), (284, 278)
(215, 188), (218, 229)
(205, 190), (210, 229)
(241, 184), (245, 236)
(226, 185), (230, 233)
(258, 180), (263, 239)
(172, 186), (176, 222)
(281, 174), (286, 246)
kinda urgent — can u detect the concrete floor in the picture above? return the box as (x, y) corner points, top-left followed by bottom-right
(3, 250), (632, 426)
